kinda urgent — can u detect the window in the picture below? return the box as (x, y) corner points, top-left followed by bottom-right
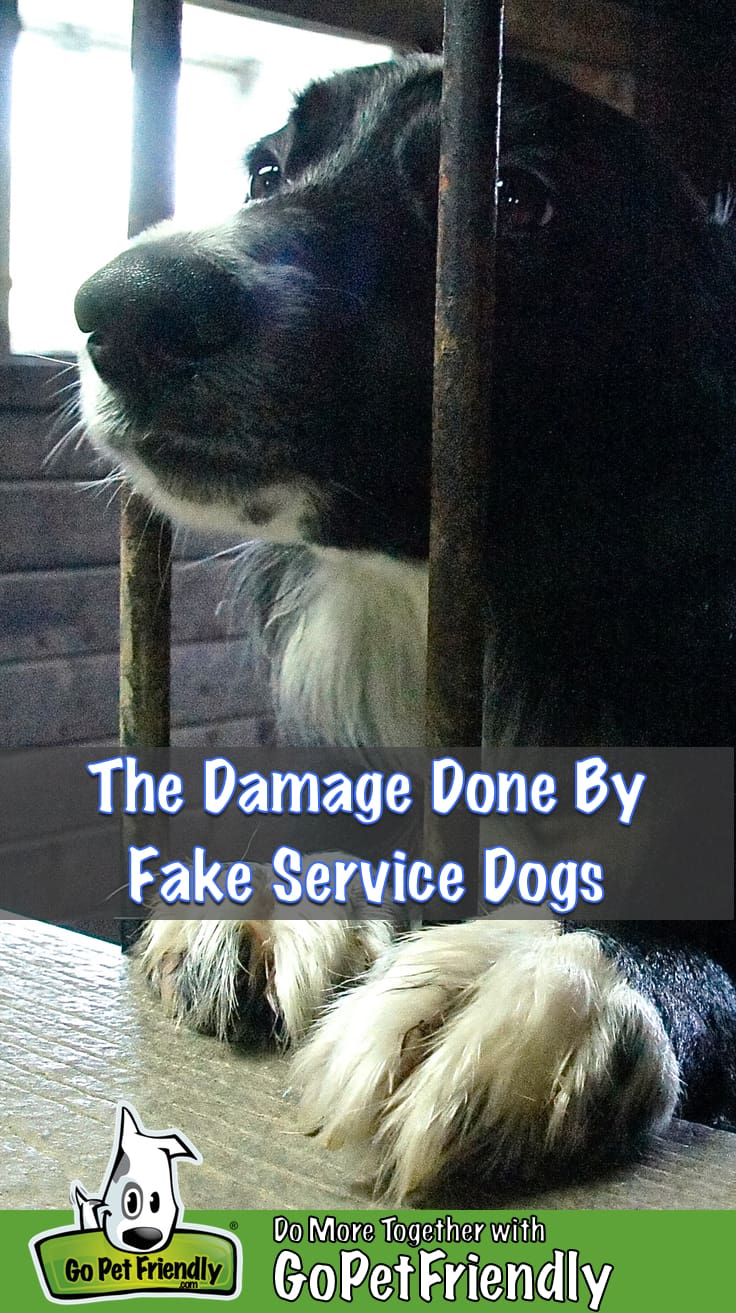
(9, 0), (391, 354)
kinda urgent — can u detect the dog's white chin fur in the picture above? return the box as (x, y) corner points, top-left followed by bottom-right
(273, 548), (428, 746)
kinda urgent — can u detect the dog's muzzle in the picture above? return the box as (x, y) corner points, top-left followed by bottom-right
(75, 246), (248, 395)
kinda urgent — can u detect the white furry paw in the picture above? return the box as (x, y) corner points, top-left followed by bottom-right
(136, 914), (393, 1046)
(293, 921), (680, 1199)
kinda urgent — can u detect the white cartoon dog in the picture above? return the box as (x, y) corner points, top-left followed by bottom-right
(71, 1102), (200, 1253)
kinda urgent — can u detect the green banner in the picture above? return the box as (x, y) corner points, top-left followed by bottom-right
(4, 1208), (733, 1310)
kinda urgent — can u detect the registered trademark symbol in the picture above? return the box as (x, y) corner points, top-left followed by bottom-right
(229, 1220), (239, 1231)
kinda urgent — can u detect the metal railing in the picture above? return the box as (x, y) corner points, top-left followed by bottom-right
(119, 0), (505, 764)
(119, 0), (181, 754)
(427, 0), (504, 750)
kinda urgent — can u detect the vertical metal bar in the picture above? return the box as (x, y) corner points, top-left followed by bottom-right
(128, 0), (183, 241)
(0, 1), (20, 358)
(120, 0), (182, 752)
(426, 0), (505, 751)
(119, 1), (181, 946)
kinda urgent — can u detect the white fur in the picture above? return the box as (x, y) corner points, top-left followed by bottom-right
(138, 918), (256, 1040)
(138, 910), (394, 1044)
(293, 920), (680, 1199)
(274, 549), (428, 745)
(121, 453), (321, 544)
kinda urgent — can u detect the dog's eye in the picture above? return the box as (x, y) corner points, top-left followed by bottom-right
(149, 1191), (160, 1213)
(122, 1184), (142, 1219)
(249, 156), (284, 201)
(497, 170), (554, 232)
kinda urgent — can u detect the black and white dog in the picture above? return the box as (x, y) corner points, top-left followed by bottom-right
(75, 56), (736, 1199)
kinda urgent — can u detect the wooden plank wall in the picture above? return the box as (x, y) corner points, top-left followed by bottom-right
(0, 361), (273, 754)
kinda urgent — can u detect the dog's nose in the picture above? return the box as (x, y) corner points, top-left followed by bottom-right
(75, 246), (247, 391)
(121, 1226), (164, 1250)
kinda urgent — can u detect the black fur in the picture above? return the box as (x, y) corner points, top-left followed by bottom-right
(75, 58), (736, 1137)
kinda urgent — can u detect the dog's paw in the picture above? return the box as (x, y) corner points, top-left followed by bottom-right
(136, 915), (393, 1046)
(293, 921), (680, 1199)
(136, 918), (278, 1045)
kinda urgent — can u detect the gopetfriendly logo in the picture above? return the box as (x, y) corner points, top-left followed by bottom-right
(30, 1102), (242, 1302)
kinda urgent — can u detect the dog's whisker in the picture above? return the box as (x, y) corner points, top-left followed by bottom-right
(325, 477), (374, 507)
(105, 482), (125, 511)
(48, 400), (81, 432)
(43, 415), (92, 465)
(77, 474), (124, 498)
(325, 478), (401, 531)
(181, 542), (252, 571)
(43, 430), (79, 470)
(22, 351), (76, 368)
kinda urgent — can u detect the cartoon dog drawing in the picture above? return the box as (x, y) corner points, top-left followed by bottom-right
(70, 1102), (200, 1253)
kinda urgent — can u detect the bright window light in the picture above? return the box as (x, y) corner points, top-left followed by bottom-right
(9, 0), (391, 354)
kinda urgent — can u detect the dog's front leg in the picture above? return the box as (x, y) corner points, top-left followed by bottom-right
(137, 897), (394, 1047)
(293, 920), (680, 1199)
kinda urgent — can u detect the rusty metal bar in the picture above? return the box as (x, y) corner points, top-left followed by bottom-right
(0, 1), (20, 359)
(119, 1), (181, 947)
(119, 0), (182, 751)
(426, 0), (505, 750)
(128, 0), (183, 241)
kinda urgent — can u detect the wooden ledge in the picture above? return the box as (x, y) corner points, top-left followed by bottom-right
(1, 919), (735, 1210)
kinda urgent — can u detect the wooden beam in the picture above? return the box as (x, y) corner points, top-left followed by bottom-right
(186, 0), (442, 50)
(509, 0), (633, 69)
(187, 0), (635, 66)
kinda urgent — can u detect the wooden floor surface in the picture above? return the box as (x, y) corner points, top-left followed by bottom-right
(1, 919), (735, 1210)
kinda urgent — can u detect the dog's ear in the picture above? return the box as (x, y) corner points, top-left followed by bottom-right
(71, 1182), (106, 1230)
(156, 1132), (201, 1164)
(119, 1104), (144, 1153)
